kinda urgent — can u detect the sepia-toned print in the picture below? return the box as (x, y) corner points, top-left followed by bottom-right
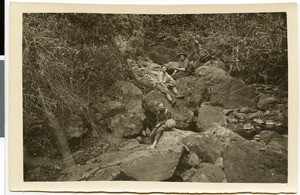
(22, 12), (288, 183)
(9, 3), (298, 193)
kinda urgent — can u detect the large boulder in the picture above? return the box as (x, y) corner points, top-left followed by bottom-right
(195, 66), (231, 86)
(156, 129), (198, 149)
(61, 130), (190, 182)
(257, 96), (277, 109)
(91, 101), (126, 120)
(103, 81), (143, 103)
(143, 90), (194, 129)
(196, 104), (227, 131)
(190, 163), (227, 182)
(223, 139), (287, 183)
(143, 90), (171, 113)
(176, 76), (209, 110)
(171, 106), (194, 129)
(109, 112), (145, 138)
(210, 78), (256, 109)
(182, 125), (244, 164)
(182, 134), (223, 164)
(131, 63), (161, 93)
(58, 163), (102, 181)
(89, 166), (122, 181)
(100, 81), (146, 138)
(122, 146), (184, 181)
(202, 125), (244, 144)
(62, 145), (145, 181)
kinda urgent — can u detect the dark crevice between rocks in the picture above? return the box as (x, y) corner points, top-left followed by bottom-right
(113, 171), (138, 181)
(193, 109), (199, 117)
(123, 133), (143, 139)
(187, 120), (198, 132)
(165, 147), (191, 182)
(143, 109), (157, 130)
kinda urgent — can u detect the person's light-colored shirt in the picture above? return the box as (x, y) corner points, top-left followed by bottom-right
(158, 71), (173, 84)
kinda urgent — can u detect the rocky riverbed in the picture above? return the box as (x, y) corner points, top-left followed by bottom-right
(24, 59), (288, 183)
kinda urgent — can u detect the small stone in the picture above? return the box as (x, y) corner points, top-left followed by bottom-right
(236, 113), (248, 119)
(254, 134), (261, 138)
(257, 97), (277, 109)
(223, 109), (233, 115)
(215, 157), (224, 169)
(253, 118), (264, 124)
(181, 169), (196, 182)
(227, 117), (238, 123)
(187, 153), (200, 167)
(239, 107), (250, 113)
(263, 110), (271, 116)
(259, 130), (275, 141)
(249, 108), (258, 112)
(249, 110), (263, 119)
(258, 93), (272, 102)
(244, 123), (254, 130)
(265, 120), (276, 129)
(258, 147), (266, 151)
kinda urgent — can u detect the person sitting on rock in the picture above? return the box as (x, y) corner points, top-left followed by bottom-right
(156, 65), (184, 107)
(147, 103), (176, 149)
(171, 53), (193, 79)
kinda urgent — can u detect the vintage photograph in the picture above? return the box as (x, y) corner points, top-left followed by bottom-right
(22, 12), (289, 183)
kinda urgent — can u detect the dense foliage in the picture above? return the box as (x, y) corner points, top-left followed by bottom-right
(117, 13), (287, 85)
(23, 14), (132, 130)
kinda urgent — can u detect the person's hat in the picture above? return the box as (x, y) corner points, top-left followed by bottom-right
(177, 53), (188, 58)
(165, 119), (176, 128)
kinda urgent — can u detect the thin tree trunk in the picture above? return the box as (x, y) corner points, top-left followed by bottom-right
(38, 88), (75, 167)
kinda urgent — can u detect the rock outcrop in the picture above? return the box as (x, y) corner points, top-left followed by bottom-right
(108, 113), (145, 138)
(62, 58), (287, 184)
(196, 104), (227, 131)
(92, 81), (146, 138)
(122, 146), (184, 181)
(59, 129), (196, 181)
(176, 76), (209, 110)
(257, 96), (277, 109)
(190, 163), (226, 182)
(210, 78), (256, 109)
(195, 66), (231, 86)
(223, 138), (287, 183)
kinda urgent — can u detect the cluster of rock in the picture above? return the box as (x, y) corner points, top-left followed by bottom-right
(59, 125), (287, 183)
(89, 81), (146, 138)
(62, 58), (287, 183)
(224, 84), (288, 140)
